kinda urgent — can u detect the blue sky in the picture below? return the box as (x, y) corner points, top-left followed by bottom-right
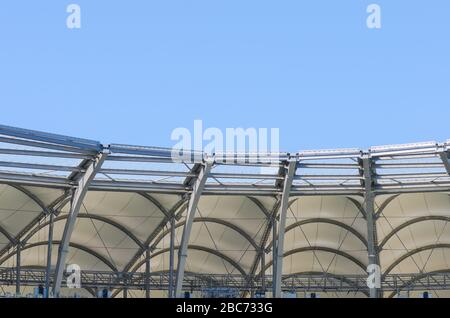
(0, 1), (449, 152)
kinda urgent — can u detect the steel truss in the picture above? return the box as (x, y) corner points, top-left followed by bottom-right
(0, 124), (450, 196)
(1, 267), (450, 296)
(2, 125), (450, 298)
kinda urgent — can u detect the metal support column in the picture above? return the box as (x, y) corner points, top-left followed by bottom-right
(363, 156), (381, 298)
(274, 159), (296, 298)
(271, 217), (277, 297)
(145, 247), (150, 298)
(439, 151), (450, 175)
(45, 211), (54, 298)
(16, 241), (21, 295)
(53, 151), (108, 296)
(174, 159), (212, 298)
(168, 216), (175, 298)
(261, 250), (266, 294)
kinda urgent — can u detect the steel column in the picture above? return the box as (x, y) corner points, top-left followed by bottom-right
(271, 217), (277, 297)
(45, 212), (54, 298)
(174, 160), (212, 298)
(145, 247), (150, 298)
(261, 250), (266, 294)
(16, 242), (21, 295)
(274, 160), (297, 298)
(168, 217), (175, 298)
(439, 151), (450, 175)
(363, 157), (380, 298)
(53, 151), (108, 296)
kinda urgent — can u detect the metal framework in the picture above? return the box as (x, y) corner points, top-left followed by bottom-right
(2, 267), (450, 297)
(1, 124), (450, 297)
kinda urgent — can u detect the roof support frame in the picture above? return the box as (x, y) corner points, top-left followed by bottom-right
(379, 216), (450, 249)
(174, 159), (212, 297)
(387, 270), (450, 298)
(120, 197), (188, 273)
(0, 187), (70, 259)
(439, 151), (450, 175)
(383, 244), (450, 277)
(168, 216), (175, 298)
(20, 213), (144, 249)
(0, 241), (118, 272)
(266, 218), (368, 248)
(362, 156), (381, 298)
(374, 194), (400, 218)
(151, 217), (260, 251)
(274, 159), (296, 297)
(132, 244), (247, 278)
(0, 224), (15, 244)
(261, 246), (367, 273)
(53, 151), (108, 296)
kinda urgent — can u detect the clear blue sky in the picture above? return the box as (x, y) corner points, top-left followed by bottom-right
(0, 1), (449, 151)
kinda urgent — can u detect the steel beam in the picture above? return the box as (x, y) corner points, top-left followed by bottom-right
(271, 215), (277, 297)
(261, 250), (266, 293)
(274, 160), (297, 298)
(45, 212), (54, 298)
(4, 267), (450, 294)
(16, 242), (21, 295)
(439, 151), (450, 175)
(53, 151), (108, 296)
(168, 217), (175, 298)
(362, 157), (380, 298)
(145, 247), (150, 298)
(174, 159), (212, 298)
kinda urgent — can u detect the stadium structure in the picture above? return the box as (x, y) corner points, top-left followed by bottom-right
(1, 125), (450, 298)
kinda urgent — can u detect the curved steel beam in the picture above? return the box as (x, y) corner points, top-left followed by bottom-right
(387, 270), (450, 298)
(375, 194), (400, 218)
(383, 244), (450, 277)
(0, 240), (118, 272)
(266, 218), (368, 248)
(247, 198), (280, 279)
(138, 192), (171, 218)
(121, 197), (188, 273)
(346, 196), (367, 219)
(246, 196), (271, 218)
(0, 191), (70, 258)
(130, 244), (247, 277)
(0, 224), (15, 244)
(54, 196), (73, 216)
(288, 195), (366, 220)
(151, 217), (260, 251)
(7, 184), (52, 215)
(20, 213), (144, 249)
(260, 246), (367, 274)
(379, 216), (450, 249)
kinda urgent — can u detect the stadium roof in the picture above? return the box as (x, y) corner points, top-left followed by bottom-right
(1, 124), (450, 298)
